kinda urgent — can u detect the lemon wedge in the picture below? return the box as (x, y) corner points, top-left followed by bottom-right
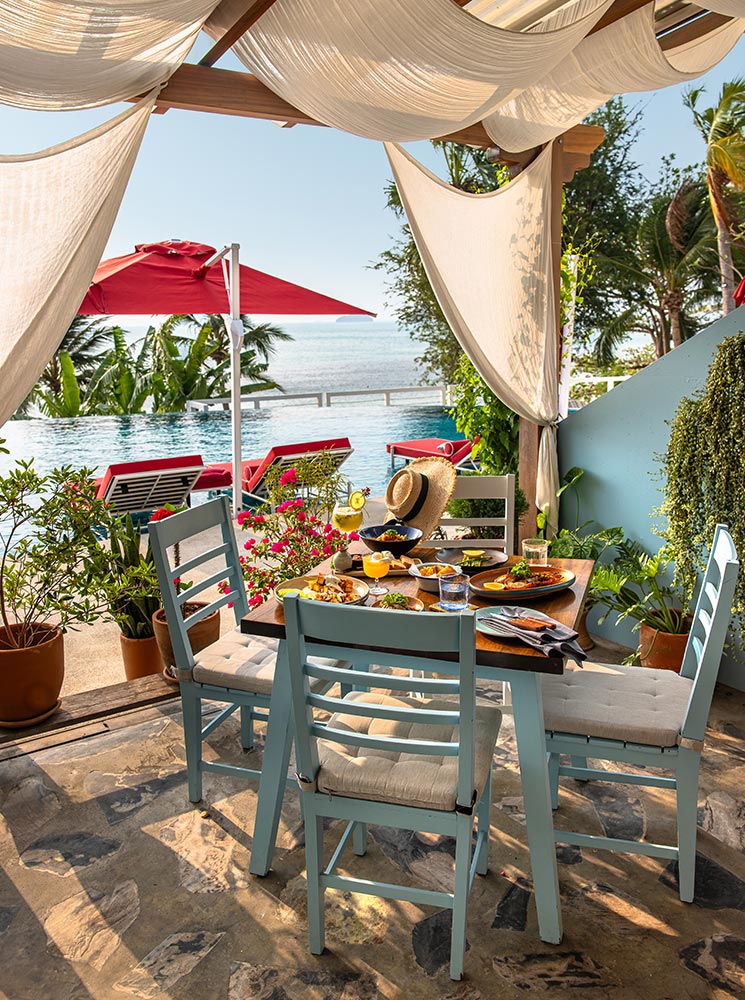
(463, 549), (485, 559)
(483, 581), (506, 591)
(349, 490), (366, 511)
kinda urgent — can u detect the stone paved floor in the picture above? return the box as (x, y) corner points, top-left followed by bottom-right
(3, 681), (745, 999)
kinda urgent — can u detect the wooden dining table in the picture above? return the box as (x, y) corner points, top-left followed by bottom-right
(241, 547), (594, 945)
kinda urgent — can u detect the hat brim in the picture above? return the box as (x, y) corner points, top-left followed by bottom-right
(384, 456), (458, 539)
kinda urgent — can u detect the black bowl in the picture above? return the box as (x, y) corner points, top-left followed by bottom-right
(359, 523), (423, 556)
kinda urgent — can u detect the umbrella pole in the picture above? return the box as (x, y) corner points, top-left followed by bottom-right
(229, 243), (243, 514)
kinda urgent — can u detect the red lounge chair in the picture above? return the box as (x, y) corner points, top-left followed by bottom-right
(94, 455), (205, 517)
(194, 437), (354, 505)
(386, 436), (477, 470)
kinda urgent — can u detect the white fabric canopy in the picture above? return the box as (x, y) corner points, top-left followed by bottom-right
(385, 141), (560, 531)
(0, 95), (156, 425)
(209, 0), (614, 142)
(704, 0), (745, 15)
(0, 0), (219, 110)
(483, 5), (745, 151)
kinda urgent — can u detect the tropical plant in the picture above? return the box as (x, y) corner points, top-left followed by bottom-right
(592, 541), (690, 636)
(93, 515), (161, 639)
(660, 332), (745, 637)
(684, 78), (745, 315)
(0, 460), (108, 647)
(85, 327), (152, 415)
(591, 167), (718, 362)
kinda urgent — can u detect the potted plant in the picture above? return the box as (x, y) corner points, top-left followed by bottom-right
(148, 506), (221, 682)
(93, 514), (165, 680)
(591, 541), (691, 670)
(0, 454), (108, 726)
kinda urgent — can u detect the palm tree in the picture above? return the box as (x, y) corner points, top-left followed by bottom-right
(593, 178), (718, 361)
(85, 327), (152, 415)
(684, 79), (745, 314)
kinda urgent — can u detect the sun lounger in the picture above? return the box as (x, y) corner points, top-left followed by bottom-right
(386, 436), (477, 470)
(194, 437), (354, 505)
(94, 455), (205, 518)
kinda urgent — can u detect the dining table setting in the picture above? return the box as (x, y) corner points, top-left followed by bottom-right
(241, 535), (594, 947)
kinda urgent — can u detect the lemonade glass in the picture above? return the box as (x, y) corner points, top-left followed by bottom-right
(362, 552), (390, 595)
(332, 503), (363, 533)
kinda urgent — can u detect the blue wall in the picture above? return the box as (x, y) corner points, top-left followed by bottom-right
(558, 307), (745, 684)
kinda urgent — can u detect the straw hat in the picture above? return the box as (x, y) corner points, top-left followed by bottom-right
(384, 456), (457, 539)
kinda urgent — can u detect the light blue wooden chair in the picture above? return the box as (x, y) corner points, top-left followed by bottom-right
(542, 524), (738, 902)
(149, 496), (342, 804)
(283, 595), (502, 981)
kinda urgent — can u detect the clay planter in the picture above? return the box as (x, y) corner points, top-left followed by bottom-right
(119, 633), (165, 681)
(152, 603), (221, 682)
(0, 624), (64, 727)
(639, 616), (692, 672)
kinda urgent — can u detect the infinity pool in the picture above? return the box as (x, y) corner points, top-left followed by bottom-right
(2, 403), (458, 495)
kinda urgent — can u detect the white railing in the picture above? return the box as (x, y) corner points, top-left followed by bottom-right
(186, 385), (454, 412)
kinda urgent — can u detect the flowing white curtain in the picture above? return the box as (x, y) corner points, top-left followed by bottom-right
(385, 142), (560, 531)
(483, 5), (745, 151)
(0, 95), (156, 425)
(0, 0), (220, 110)
(208, 0), (614, 141)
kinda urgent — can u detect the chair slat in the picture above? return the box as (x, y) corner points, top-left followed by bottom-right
(174, 542), (232, 579)
(304, 661), (459, 695)
(311, 722), (459, 756)
(307, 692), (460, 726)
(177, 566), (229, 603)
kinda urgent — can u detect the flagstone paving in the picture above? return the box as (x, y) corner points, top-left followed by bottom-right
(2, 681), (745, 999)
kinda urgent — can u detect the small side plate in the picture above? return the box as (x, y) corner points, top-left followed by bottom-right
(436, 548), (509, 573)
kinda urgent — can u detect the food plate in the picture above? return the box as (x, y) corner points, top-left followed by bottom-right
(475, 605), (553, 639)
(469, 566), (576, 601)
(372, 595), (425, 612)
(347, 553), (418, 577)
(436, 548), (509, 573)
(408, 561), (459, 592)
(274, 574), (369, 605)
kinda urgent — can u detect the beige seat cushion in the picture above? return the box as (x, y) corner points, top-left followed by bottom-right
(192, 628), (337, 695)
(542, 661), (694, 747)
(317, 691), (501, 812)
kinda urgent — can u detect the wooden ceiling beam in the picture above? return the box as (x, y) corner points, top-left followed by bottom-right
(199, 0), (279, 67)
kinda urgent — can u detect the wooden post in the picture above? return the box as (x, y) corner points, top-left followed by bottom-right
(518, 136), (563, 544)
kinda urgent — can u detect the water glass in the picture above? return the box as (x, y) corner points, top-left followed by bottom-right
(522, 537), (549, 566)
(438, 573), (470, 612)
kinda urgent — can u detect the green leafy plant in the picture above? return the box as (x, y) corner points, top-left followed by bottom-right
(660, 332), (745, 637)
(592, 541), (690, 641)
(93, 515), (162, 639)
(0, 460), (108, 647)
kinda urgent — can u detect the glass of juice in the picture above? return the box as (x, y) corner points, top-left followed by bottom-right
(362, 552), (390, 596)
(332, 502), (363, 533)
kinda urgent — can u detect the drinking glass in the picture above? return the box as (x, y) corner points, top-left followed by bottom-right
(332, 502), (363, 533)
(438, 573), (470, 611)
(362, 553), (390, 596)
(522, 538), (549, 566)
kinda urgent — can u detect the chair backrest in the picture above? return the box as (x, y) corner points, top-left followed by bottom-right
(283, 597), (479, 811)
(244, 437), (354, 497)
(680, 524), (739, 743)
(148, 497), (247, 673)
(428, 474), (515, 555)
(97, 455), (205, 515)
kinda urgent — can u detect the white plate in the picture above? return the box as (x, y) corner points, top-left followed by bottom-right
(436, 548), (509, 571)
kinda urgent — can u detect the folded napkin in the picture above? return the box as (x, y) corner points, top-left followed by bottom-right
(480, 614), (587, 666)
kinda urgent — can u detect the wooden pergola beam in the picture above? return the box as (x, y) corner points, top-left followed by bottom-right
(199, 0), (279, 67)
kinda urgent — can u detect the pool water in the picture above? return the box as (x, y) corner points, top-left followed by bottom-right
(1, 403), (458, 495)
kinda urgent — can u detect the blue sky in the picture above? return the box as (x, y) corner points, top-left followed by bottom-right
(1, 36), (743, 320)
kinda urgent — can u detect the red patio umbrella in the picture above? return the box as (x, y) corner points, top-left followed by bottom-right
(78, 239), (375, 509)
(79, 240), (375, 317)
(735, 276), (745, 308)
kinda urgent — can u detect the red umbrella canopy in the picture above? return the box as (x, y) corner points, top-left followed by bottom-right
(736, 276), (745, 309)
(78, 240), (375, 316)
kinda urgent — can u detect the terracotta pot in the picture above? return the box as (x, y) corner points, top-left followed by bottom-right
(576, 607), (595, 652)
(639, 617), (692, 672)
(0, 624), (64, 726)
(119, 633), (165, 681)
(152, 603), (221, 671)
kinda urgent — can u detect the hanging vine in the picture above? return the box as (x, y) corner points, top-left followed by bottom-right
(660, 333), (745, 628)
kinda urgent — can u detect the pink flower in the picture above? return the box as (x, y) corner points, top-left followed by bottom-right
(322, 544), (332, 556)
(236, 511), (248, 526)
(279, 468), (298, 486)
(310, 547), (319, 557)
(348, 531), (360, 541)
(271, 541), (285, 553)
(297, 511), (306, 523)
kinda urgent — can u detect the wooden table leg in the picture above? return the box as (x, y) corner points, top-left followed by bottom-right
(508, 671), (563, 944)
(249, 640), (294, 877)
